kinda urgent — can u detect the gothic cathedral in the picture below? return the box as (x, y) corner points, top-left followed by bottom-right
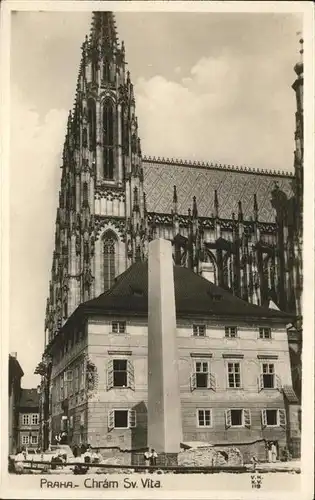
(44, 12), (303, 356)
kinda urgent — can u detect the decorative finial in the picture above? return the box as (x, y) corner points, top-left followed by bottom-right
(173, 185), (178, 204)
(192, 196), (198, 218)
(214, 189), (219, 218)
(143, 192), (147, 214)
(298, 34), (304, 60)
(238, 200), (243, 222)
(253, 194), (258, 221)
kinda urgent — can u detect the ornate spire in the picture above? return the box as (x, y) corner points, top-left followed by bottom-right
(192, 196), (198, 219)
(253, 194), (258, 221)
(173, 185), (178, 205)
(143, 192), (147, 216)
(90, 11), (118, 48)
(238, 200), (243, 222)
(214, 189), (219, 218)
(294, 36), (303, 76)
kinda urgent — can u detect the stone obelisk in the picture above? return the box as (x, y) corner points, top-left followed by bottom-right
(148, 238), (182, 465)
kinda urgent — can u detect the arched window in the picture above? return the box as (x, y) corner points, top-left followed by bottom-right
(92, 60), (97, 84)
(82, 128), (87, 148)
(103, 101), (115, 179)
(103, 231), (117, 291)
(121, 104), (129, 156)
(87, 99), (96, 151)
(103, 60), (110, 82)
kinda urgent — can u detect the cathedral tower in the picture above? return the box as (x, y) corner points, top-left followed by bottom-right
(45, 12), (148, 345)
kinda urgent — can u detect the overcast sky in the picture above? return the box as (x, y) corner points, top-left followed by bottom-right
(9, 10), (302, 387)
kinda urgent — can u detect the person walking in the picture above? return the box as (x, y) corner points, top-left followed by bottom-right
(14, 449), (25, 474)
(144, 447), (152, 473)
(271, 442), (277, 463)
(150, 448), (158, 467)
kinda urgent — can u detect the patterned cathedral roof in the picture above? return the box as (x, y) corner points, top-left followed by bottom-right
(142, 157), (294, 222)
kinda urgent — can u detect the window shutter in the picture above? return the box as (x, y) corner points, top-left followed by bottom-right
(74, 367), (79, 393)
(244, 409), (251, 428)
(278, 409), (286, 428)
(107, 359), (114, 390)
(80, 411), (85, 427)
(128, 410), (136, 428)
(208, 373), (216, 391)
(225, 409), (231, 428)
(275, 374), (282, 391)
(64, 371), (68, 399)
(69, 416), (74, 429)
(68, 370), (73, 395)
(258, 374), (264, 392)
(127, 359), (135, 390)
(108, 410), (114, 431)
(79, 361), (85, 390)
(190, 372), (197, 391)
(261, 409), (267, 428)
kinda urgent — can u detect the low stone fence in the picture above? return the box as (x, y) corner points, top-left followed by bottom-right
(178, 446), (243, 467)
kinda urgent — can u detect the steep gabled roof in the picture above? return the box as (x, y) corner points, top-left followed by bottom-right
(81, 261), (292, 322)
(19, 388), (39, 409)
(142, 157), (294, 223)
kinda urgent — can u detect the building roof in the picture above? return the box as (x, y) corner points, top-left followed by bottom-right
(142, 157), (294, 223)
(81, 261), (292, 322)
(19, 388), (39, 409)
(9, 354), (24, 381)
(282, 385), (299, 404)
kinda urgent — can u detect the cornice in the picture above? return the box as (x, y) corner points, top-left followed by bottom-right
(142, 155), (294, 178)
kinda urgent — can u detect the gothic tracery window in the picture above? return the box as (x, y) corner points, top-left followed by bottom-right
(103, 231), (117, 291)
(103, 101), (115, 179)
(103, 60), (110, 82)
(87, 99), (96, 152)
(92, 59), (97, 84)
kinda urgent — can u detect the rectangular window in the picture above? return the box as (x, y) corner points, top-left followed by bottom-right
(60, 375), (64, 400)
(22, 414), (30, 426)
(193, 324), (206, 337)
(113, 360), (127, 387)
(22, 435), (29, 445)
(190, 361), (216, 391)
(261, 409), (286, 428)
(67, 370), (73, 395)
(259, 327), (272, 339)
(74, 366), (79, 393)
(108, 409), (137, 430)
(112, 321), (126, 334)
(31, 414), (39, 425)
(31, 435), (38, 445)
(231, 409), (243, 426)
(79, 362), (85, 390)
(227, 362), (241, 388)
(225, 409), (251, 428)
(225, 326), (237, 338)
(262, 363), (275, 388)
(107, 359), (135, 391)
(195, 361), (209, 388)
(197, 409), (212, 427)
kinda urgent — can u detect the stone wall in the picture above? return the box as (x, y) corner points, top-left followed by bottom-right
(178, 446), (243, 467)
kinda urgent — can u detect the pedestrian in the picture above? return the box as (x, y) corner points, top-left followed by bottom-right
(14, 448), (25, 474)
(150, 448), (158, 467)
(267, 442), (272, 462)
(271, 442), (277, 462)
(91, 448), (102, 464)
(144, 447), (152, 472)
